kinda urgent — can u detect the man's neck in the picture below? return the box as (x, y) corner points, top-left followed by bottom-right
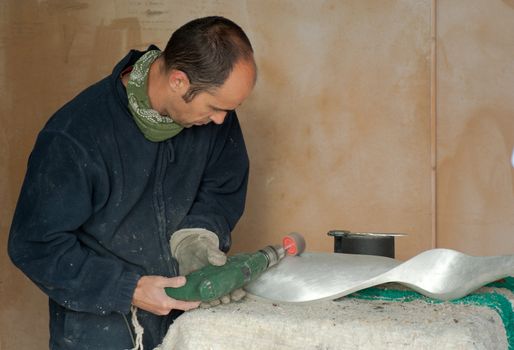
(146, 57), (165, 114)
(121, 56), (167, 116)
(121, 71), (130, 87)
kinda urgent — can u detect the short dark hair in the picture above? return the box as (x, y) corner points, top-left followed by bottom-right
(163, 16), (254, 102)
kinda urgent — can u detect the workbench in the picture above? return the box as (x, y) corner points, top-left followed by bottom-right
(156, 279), (514, 350)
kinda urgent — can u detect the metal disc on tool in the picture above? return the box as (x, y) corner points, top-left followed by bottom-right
(283, 232), (306, 256)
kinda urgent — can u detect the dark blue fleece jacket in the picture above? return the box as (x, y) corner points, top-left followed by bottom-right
(8, 48), (249, 349)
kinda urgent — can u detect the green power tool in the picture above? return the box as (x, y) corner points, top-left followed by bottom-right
(165, 232), (306, 302)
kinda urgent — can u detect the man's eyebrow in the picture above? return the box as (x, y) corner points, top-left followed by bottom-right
(209, 103), (241, 112)
(210, 105), (231, 112)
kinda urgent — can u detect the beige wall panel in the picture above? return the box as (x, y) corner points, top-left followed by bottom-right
(437, 0), (514, 255)
(234, 0), (432, 258)
(1, 1), (431, 349)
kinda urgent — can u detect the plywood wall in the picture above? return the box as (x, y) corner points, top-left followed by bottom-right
(436, 0), (514, 255)
(233, 0), (433, 257)
(0, 1), (512, 349)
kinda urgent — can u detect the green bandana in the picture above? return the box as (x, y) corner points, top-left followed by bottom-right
(126, 50), (184, 142)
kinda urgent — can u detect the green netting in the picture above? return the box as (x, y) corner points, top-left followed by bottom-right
(349, 277), (514, 349)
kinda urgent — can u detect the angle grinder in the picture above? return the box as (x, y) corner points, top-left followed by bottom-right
(165, 232), (306, 302)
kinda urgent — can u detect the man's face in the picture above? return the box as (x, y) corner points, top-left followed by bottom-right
(167, 60), (256, 128)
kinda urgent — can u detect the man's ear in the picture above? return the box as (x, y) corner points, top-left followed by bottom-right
(168, 69), (190, 93)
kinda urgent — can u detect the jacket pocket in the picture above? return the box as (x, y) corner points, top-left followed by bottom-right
(61, 309), (133, 349)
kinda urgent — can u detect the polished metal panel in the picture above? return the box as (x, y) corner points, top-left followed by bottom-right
(244, 249), (514, 302)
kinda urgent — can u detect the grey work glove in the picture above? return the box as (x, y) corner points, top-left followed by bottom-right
(200, 288), (246, 308)
(169, 228), (246, 307)
(170, 228), (226, 276)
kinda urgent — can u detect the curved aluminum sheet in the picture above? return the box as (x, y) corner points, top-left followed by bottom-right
(245, 249), (514, 302)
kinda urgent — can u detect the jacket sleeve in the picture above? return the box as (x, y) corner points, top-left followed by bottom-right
(8, 130), (140, 315)
(178, 112), (250, 252)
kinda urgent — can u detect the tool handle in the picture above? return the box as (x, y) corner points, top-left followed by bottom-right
(165, 252), (269, 302)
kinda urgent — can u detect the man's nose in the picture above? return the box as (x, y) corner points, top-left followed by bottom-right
(209, 111), (227, 124)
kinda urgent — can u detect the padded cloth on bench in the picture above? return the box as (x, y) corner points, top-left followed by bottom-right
(155, 278), (514, 350)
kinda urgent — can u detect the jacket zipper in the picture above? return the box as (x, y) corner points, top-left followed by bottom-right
(153, 142), (178, 276)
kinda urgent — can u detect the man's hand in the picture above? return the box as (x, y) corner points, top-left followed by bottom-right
(132, 276), (200, 315)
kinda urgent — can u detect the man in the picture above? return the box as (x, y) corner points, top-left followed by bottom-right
(8, 16), (256, 349)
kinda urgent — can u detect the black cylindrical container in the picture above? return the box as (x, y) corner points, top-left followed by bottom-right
(327, 230), (397, 258)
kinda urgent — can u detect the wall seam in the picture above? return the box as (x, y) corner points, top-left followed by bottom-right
(430, 0), (438, 248)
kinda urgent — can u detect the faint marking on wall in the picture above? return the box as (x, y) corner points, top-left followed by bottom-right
(502, 0), (514, 10)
